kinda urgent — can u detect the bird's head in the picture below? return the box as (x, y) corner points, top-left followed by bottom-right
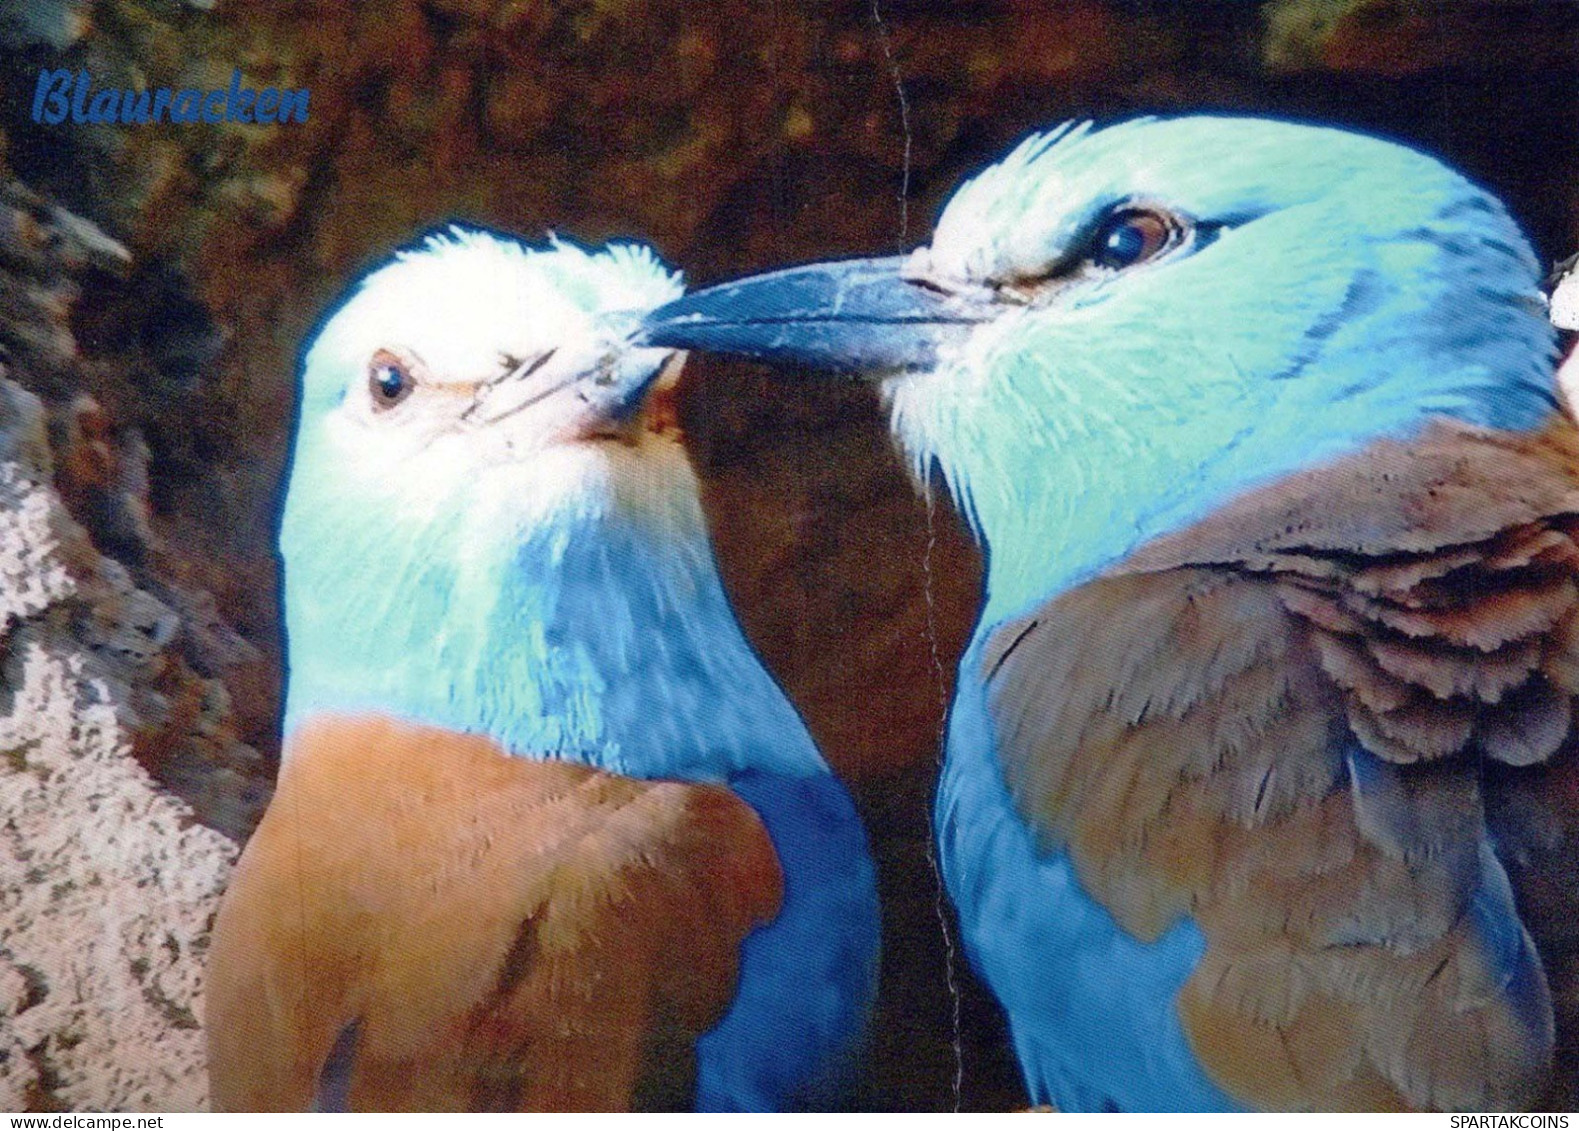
(288, 227), (686, 541)
(643, 117), (1558, 623)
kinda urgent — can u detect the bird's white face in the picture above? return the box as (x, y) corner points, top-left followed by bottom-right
(329, 331), (684, 467)
(296, 232), (687, 528)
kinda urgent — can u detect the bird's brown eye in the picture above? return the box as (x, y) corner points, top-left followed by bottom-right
(1089, 208), (1180, 271)
(367, 350), (415, 409)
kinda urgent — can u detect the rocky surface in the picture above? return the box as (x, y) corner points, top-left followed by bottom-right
(0, 375), (249, 1111)
(0, 0), (1575, 1112)
(0, 148), (265, 1110)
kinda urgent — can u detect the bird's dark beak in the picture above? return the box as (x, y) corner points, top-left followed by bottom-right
(638, 256), (991, 378)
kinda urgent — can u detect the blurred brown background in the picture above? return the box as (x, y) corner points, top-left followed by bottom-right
(0, 0), (1576, 1111)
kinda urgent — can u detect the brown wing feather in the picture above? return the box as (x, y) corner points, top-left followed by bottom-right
(983, 415), (1579, 1111)
(204, 714), (782, 1112)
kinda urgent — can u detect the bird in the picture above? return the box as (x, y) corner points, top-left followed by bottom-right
(641, 116), (1579, 1111)
(204, 229), (880, 1112)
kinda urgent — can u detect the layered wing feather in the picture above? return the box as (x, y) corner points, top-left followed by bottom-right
(981, 417), (1579, 1110)
(205, 714), (782, 1112)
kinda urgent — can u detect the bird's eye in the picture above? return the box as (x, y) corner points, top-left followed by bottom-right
(1089, 209), (1180, 271)
(367, 350), (415, 409)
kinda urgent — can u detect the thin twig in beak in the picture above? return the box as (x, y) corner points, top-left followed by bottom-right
(461, 348), (558, 423)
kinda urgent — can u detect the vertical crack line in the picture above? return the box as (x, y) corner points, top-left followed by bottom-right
(869, 0), (913, 245)
(921, 486), (964, 1112)
(872, 1), (959, 1108)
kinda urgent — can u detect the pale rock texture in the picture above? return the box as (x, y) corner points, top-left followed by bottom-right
(0, 378), (238, 1111)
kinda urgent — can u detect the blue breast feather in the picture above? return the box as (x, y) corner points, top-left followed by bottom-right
(937, 639), (1241, 1112)
(697, 770), (881, 1111)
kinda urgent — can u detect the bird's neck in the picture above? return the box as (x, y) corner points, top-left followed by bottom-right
(281, 447), (825, 783)
(915, 366), (1558, 635)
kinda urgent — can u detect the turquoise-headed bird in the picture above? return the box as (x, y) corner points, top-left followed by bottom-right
(204, 230), (879, 1111)
(642, 117), (1579, 1111)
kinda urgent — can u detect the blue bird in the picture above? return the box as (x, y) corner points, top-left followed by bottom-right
(643, 117), (1579, 1111)
(204, 230), (879, 1111)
